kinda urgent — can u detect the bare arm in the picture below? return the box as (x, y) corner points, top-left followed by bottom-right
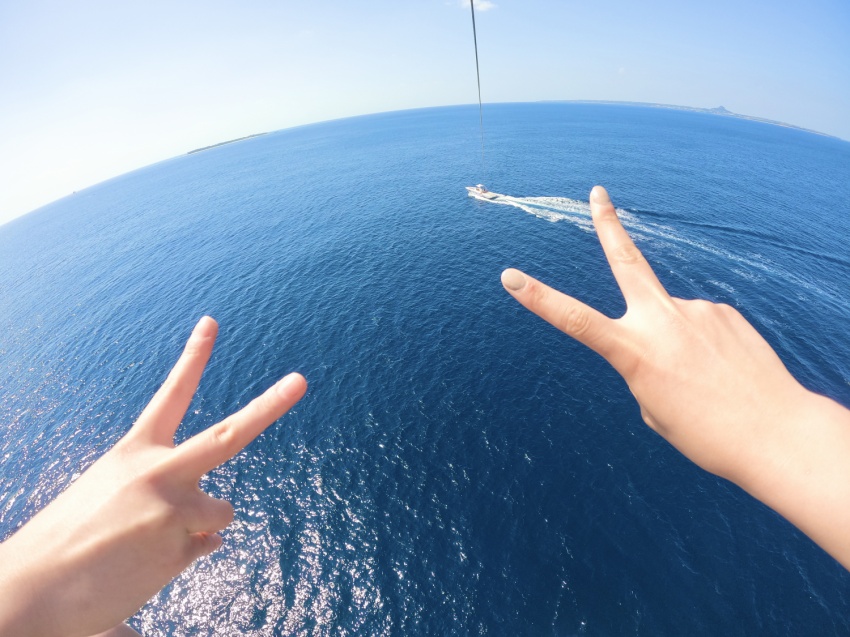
(0, 317), (307, 637)
(501, 185), (850, 569)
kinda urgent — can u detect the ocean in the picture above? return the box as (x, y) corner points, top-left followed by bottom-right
(1, 103), (849, 635)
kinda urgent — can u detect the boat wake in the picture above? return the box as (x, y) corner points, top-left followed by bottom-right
(478, 194), (624, 233)
(473, 193), (850, 319)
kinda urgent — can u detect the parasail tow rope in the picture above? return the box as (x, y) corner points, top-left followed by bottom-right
(469, 0), (485, 166)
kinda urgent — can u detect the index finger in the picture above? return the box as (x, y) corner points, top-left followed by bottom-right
(135, 316), (218, 445)
(589, 186), (669, 308)
(501, 268), (626, 364)
(172, 372), (307, 478)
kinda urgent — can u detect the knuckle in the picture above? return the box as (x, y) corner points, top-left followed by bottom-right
(556, 303), (591, 338)
(162, 504), (183, 528)
(610, 242), (645, 266)
(159, 372), (193, 403)
(209, 419), (238, 453)
(527, 279), (555, 316)
(525, 278), (545, 306)
(159, 374), (179, 397)
(182, 335), (210, 359)
(182, 342), (202, 359)
(242, 392), (279, 428)
(716, 302), (744, 325)
(254, 388), (280, 414)
(689, 299), (715, 315)
(690, 299), (736, 321)
(593, 206), (618, 224)
(135, 494), (179, 532)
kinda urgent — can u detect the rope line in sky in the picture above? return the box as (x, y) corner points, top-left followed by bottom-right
(469, 0), (485, 169)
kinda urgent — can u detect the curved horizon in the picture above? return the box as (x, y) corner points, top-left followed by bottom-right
(1, 1), (847, 225)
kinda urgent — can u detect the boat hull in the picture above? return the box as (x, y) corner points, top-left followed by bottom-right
(465, 186), (502, 200)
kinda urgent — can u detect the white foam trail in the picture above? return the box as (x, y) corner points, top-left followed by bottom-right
(480, 194), (850, 315)
(485, 195), (658, 238)
(483, 195), (597, 231)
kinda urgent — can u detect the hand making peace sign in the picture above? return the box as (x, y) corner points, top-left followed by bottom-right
(501, 185), (850, 570)
(0, 317), (307, 637)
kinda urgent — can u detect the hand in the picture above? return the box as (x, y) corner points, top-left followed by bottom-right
(501, 186), (850, 568)
(0, 317), (307, 637)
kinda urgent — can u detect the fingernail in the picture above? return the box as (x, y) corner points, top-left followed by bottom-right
(193, 316), (217, 337)
(501, 268), (526, 291)
(590, 186), (611, 205)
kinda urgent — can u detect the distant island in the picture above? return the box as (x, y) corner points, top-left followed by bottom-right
(541, 100), (838, 140)
(187, 103), (839, 154)
(188, 132), (269, 154)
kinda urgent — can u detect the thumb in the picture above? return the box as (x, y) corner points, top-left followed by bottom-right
(183, 532), (223, 566)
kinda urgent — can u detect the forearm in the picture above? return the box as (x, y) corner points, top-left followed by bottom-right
(734, 390), (850, 570)
(0, 536), (50, 637)
(0, 536), (143, 637)
(0, 517), (109, 637)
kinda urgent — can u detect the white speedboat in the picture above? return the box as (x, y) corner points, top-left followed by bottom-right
(466, 184), (502, 200)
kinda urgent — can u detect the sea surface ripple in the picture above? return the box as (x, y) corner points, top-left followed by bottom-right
(1, 103), (849, 635)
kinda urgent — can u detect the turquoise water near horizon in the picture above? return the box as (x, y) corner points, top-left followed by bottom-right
(1, 103), (849, 635)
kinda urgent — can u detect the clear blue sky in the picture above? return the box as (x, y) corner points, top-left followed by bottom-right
(1, 0), (848, 225)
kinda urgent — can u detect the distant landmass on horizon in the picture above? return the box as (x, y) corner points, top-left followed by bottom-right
(189, 102), (840, 157)
(542, 100), (839, 140)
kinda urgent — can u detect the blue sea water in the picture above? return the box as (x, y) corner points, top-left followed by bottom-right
(1, 103), (850, 635)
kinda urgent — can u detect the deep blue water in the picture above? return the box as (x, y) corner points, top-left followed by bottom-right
(1, 103), (850, 635)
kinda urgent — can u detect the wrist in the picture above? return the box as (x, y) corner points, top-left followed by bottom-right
(733, 389), (847, 493)
(732, 389), (850, 567)
(724, 385), (818, 490)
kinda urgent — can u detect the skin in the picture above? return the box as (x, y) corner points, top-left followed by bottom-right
(501, 185), (850, 571)
(0, 317), (307, 637)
